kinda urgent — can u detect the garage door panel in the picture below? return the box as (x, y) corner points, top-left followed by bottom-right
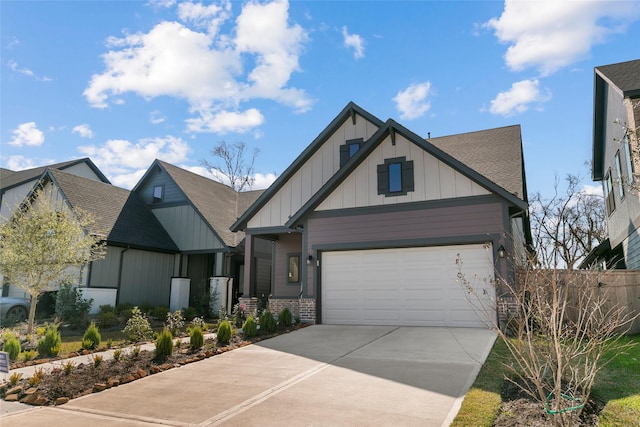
(321, 244), (494, 328)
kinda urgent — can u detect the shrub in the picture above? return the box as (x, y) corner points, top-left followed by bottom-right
(115, 302), (134, 318)
(277, 307), (292, 327)
(2, 332), (21, 361)
(96, 311), (119, 329)
(63, 360), (75, 374)
(139, 303), (153, 314)
(22, 350), (36, 361)
(217, 320), (232, 344)
(28, 368), (45, 387)
(112, 349), (122, 361)
(155, 328), (174, 358)
(166, 310), (185, 336)
(122, 306), (154, 342)
(242, 316), (257, 338)
(182, 306), (197, 321)
(92, 354), (103, 367)
(82, 322), (101, 350)
(191, 316), (207, 330)
(99, 304), (115, 314)
(189, 326), (204, 351)
(55, 283), (93, 328)
(9, 372), (23, 386)
(259, 310), (277, 333)
(150, 305), (169, 321)
(106, 338), (113, 348)
(37, 325), (61, 357)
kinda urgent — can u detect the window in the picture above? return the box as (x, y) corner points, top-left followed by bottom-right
(377, 157), (414, 197)
(339, 138), (363, 167)
(604, 170), (615, 215)
(153, 185), (163, 203)
(287, 254), (300, 283)
(624, 134), (635, 184)
(614, 151), (625, 199)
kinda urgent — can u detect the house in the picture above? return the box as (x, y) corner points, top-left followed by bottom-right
(2, 158), (261, 312)
(584, 59), (640, 269)
(132, 160), (263, 308)
(231, 102), (531, 327)
(1, 158), (110, 298)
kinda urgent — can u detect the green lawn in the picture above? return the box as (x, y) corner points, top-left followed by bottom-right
(451, 336), (640, 427)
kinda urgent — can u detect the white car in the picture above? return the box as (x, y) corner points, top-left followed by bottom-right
(0, 296), (30, 324)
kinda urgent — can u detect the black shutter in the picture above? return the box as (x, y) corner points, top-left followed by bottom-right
(377, 163), (389, 195)
(402, 160), (414, 192)
(339, 144), (349, 168)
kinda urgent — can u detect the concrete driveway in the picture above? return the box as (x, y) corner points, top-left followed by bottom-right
(2, 325), (496, 427)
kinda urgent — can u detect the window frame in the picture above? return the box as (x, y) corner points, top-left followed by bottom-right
(339, 138), (363, 167)
(377, 156), (414, 197)
(623, 134), (635, 185)
(287, 253), (301, 284)
(152, 185), (164, 203)
(604, 170), (615, 215)
(614, 150), (625, 199)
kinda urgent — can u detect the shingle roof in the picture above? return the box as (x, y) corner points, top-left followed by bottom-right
(48, 169), (178, 252)
(157, 161), (264, 248)
(0, 168), (14, 182)
(0, 158), (110, 192)
(428, 125), (526, 200)
(595, 59), (640, 97)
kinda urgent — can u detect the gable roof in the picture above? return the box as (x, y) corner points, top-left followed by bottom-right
(595, 59), (640, 97)
(284, 120), (528, 228)
(231, 102), (385, 231)
(45, 169), (178, 253)
(144, 160), (264, 248)
(428, 124), (526, 200)
(592, 59), (640, 181)
(0, 158), (110, 194)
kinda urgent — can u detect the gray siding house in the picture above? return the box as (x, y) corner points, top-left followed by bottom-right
(232, 102), (531, 327)
(1, 158), (110, 298)
(585, 59), (640, 269)
(133, 160), (263, 307)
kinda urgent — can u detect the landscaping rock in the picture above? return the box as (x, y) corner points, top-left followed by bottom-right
(55, 397), (70, 405)
(5, 394), (19, 402)
(6, 385), (23, 396)
(93, 383), (107, 393)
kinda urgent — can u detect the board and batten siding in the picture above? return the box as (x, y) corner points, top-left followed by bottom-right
(88, 246), (123, 288)
(272, 233), (303, 298)
(247, 114), (380, 229)
(153, 205), (225, 251)
(317, 133), (490, 211)
(304, 199), (507, 296)
(118, 248), (175, 307)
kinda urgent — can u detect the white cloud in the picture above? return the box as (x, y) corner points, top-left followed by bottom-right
(489, 79), (551, 116)
(8, 122), (45, 147)
(72, 124), (93, 139)
(150, 110), (166, 124)
(6, 155), (42, 170)
(342, 26), (365, 59)
(109, 169), (148, 190)
(8, 60), (51, 81)
(393, 82), (432, 120)
(485, 1), (640, 76)
(185, 108), (264, 133)
(84, 0), (311, 134)
(582, 184), (603, 197)
(78, 135), (190, 188)
(178, 0), (231, 35)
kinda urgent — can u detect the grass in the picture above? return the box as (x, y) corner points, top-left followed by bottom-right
(451, 335), (640, 427)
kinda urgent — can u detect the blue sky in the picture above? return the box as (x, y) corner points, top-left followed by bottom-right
(2, 1), (640, 198)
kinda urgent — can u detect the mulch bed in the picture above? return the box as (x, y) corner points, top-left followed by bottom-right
(493, 378), (604, 427)
(1, 324), (308, 406)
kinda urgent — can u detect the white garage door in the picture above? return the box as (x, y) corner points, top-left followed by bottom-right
(321, 244), (495, 327)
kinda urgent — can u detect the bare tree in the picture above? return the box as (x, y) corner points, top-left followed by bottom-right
(202, 141), (260, 192)
(0, 189), (106, 334)
(529, 174), (607, 269)
(613, 98), (640, 193)
(457, 251), (636, 427)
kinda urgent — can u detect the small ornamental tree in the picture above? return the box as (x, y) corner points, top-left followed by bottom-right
(0, 188), (106, 334)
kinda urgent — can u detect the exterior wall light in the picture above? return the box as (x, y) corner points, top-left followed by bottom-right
(498, 245), (506, 259)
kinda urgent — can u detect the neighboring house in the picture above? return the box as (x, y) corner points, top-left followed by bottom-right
(584, 59), (640, 269)
(232, 102), (531, 327)
(1, 158), (110, 298)
(133, 160), (263, 307)
(2, 158), (261, 311)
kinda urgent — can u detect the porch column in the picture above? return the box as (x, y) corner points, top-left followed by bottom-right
(243, 234), (253, 296)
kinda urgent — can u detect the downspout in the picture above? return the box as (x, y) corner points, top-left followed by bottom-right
(116, 246), (130, 305)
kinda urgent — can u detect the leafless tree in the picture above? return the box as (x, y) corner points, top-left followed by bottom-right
(457, 251), (636, 427)
(613, 98), (640, 193)
(529, 174), (607, 269)
(202, 141), (260, 192)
